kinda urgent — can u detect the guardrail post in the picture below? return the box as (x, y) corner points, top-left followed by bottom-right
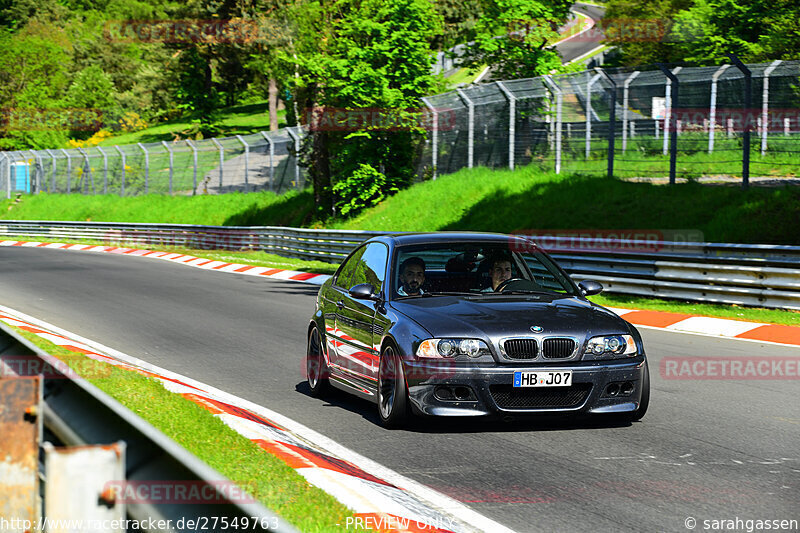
(60, 149), (72, 194)
(260, 132), (275, 191)
(659, 65), (680, 185)
(542, 76), (562, 174)
(708, 64), (730, 153)
(137, 143), (149, 194)
(211, 138), (224, 191)
(622, 71), (640, 153)
(728, 54), (751, 190)
(96, 146), (109, 194)
(421, 97), (438, 179)
(161, 141), (174, 194)
(586, 72), (602, 159)
(186, 140), (198, 195)
(495, 81), (516, 170)
(456, 88), (474, 168)
(45, 149), (57, 192)
(761, 60), (781, 156)
(285, 127), (301, 189)
(235, 135), (250, 192)
(114, 146), (126, 196)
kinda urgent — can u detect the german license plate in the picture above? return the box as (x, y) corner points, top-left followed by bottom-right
(513, 371), (572, 387)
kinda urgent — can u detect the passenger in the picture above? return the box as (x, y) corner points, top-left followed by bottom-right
(398, 256), (426, 296)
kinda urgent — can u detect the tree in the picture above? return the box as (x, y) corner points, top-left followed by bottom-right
(460, 0), (572, 80)
(290, 0), (442, 219)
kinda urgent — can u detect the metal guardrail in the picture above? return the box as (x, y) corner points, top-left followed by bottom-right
(0, 321), (298, 532)
(2, 220), (799, 311)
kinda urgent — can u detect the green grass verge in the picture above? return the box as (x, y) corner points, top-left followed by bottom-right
(11, 325), (370, 532)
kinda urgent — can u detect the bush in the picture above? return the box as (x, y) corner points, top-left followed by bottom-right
(332, 163), (395, 217)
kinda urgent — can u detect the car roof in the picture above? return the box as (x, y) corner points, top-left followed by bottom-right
(370, 231), (535, 247)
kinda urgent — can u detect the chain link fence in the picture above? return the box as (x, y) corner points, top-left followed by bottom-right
(1, 60), (798, 198)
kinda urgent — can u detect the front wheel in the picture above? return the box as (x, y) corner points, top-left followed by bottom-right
(306, 326), (330, 397)
(377, 344), (409, 428)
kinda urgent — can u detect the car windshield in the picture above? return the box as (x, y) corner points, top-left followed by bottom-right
(392, 241), (577, 298)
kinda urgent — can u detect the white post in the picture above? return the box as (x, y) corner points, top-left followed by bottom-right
(115, 146), (126, 196)
(586, 72), (602, 159)
(60, 149), (72, 194)
(0, 154), (5, 198)
(186, 140), (198, 195)
(161, 141), (174, 194)
(76, 147), (92, 194)
(762, 60), (781, 156)
(421, 97), (438, 179)
(785, 117), (790, 136)
(137, 143), (149, 194)
(630, 121), (636, 138)
(235, 135), (250, 192)
(5, 153), (11, 199)
(259, 132), (274, 191)
(727, 118), (733, 138)
(622, 71), (640, 153)
(496, 82), (516, 170)
(542, 76), (562, 174)
(96, 146), (108, 194)
(45, 149), (57, 192)
(211, 138), (224, 190)
(456, 88), (474, 169)
(709, 65), (729, 153)
(663, 66), (682, 155)
(285, 127), (302, 189)
(655, 119), (659, 139)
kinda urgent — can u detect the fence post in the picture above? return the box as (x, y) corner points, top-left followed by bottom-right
(285, 127), (302, 189)
(542, 76), (562, 174)
(60, 149), (72, 194)
(185, 140), (198, 195)
(0, 154), (5, 198)
(137, 143), (149, 194)
(115, 146), (126, 196)
(45, 149), (57, 192)
(658, 65), (680, 185)
(161, 141), (174, 194)
(727, 54), (751, 190)
(235, 135), (250, 192)
(260, 132), (274, 191)
(211, 138), (224, 191)
(662, 66), (682, 156)
(4, 153), (11, 198)
(708, 64), (730, 153)
(495, 82), (516, 171)
(761, 60), (781, 156)
(96, 146), (108, 194)
(622, 71), (640, 153)
(586, 72), (602, 159)
(76, 147), (93, 194)
(456, 88), (474, 168)
(597, 69), (617, 179)
(421, 97), (438, 179)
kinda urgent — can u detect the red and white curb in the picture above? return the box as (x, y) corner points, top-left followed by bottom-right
(0, 304), (514, 533)
(3, 238), (798, 348)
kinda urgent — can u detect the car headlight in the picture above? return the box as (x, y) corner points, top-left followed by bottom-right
(417, 338), (491, 359)
(584, 335), (637, 358)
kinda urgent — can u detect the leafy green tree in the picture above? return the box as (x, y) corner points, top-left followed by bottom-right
(460, 0), (572, 80)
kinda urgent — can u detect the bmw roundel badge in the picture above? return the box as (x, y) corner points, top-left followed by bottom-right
(530, 325), (544, 333)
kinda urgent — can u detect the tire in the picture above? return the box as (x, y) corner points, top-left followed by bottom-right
(629, 360), (650, 422)
(377, 344), (409, 428)
(306, 326), (330, 397)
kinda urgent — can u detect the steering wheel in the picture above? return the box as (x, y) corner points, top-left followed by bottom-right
(495, 278), (523, 293)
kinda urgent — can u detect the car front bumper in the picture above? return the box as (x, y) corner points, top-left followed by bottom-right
(404, 358), (647, 417)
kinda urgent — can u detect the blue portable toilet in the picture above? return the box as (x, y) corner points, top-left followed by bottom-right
(11, 162), (30, 193)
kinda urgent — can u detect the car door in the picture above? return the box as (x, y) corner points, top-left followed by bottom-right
(333, 242), (389, 391)
(324, 245), (366, 369)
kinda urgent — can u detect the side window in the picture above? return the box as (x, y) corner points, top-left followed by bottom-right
(349, 243), (388, 293)
(334, 246), (366, 289)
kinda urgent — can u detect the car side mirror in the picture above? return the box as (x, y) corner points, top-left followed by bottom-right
(578, 280), (603, 296)
(349, 283), (379, 300)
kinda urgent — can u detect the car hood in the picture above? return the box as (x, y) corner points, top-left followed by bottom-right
(390, 294), (631, 340)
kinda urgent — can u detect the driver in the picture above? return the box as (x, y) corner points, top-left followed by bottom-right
(482, 253), (513, 292)
(398, 256), (426, 296)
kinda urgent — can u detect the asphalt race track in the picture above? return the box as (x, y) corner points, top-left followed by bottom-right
(2, 247), (798, 532)
(556, 3), (606, 64)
